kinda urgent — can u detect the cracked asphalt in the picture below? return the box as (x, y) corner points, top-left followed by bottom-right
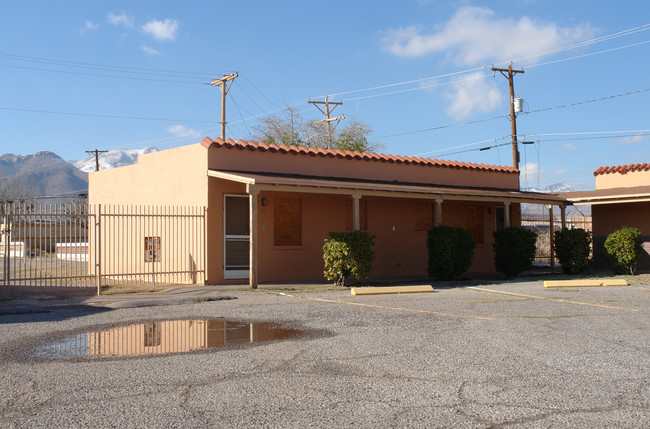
(0, 281), (649, 428)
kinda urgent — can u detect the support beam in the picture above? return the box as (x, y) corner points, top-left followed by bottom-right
(560, 203), (567, 230)
(504, 202), (511, 227)
(248, 186), (259, 289)
(352, 194), (361, 231)
(549, 205), (555, 270)
(435, 199), (443, 226)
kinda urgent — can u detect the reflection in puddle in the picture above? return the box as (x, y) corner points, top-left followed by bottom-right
(33, 319), (303, 360)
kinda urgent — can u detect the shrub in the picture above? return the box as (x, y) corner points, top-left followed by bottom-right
(323, 231), (375, 286)
(554, 228), (592, 274)
(604, 227), (642, 275)
(427, 226), (475, 281)
(493, 227), (537, 277)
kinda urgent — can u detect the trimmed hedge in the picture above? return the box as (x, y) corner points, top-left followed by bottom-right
(493, 227), (537, 277)
(323, 231), (375, 286)
(427, 226), (475, 281)
(554, 228), (592, 274)
(604, 227), (642, 275)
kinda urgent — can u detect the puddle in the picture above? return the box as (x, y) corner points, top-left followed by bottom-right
(32, 318), (304, 360)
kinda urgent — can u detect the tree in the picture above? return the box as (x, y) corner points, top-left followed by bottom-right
(252, 105), (382, 153)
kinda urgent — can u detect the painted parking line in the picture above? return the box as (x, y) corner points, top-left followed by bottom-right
(271, 292), (493, 320)
(467, 287), (646, 312)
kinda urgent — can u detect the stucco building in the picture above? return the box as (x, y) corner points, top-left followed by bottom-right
(89, 137), (565, 287)
(563, 163), (650, 270)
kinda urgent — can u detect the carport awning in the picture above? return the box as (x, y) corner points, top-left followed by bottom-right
(208, 169), (566, 205)
(561, 185), (650, 205)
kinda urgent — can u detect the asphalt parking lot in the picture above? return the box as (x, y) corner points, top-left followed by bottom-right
(1, 280), (649, 428)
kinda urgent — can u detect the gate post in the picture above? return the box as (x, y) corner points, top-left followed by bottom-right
(96, 204), (102, 296)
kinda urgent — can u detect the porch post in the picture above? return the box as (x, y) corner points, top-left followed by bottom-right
(548, 205), (555, 270)
(352, 193), (361, 231)
(560, 203), (567, 230)
(248, 186), (259, 289)
(504, 202), (511, 228)
(435, 199), (443, 226)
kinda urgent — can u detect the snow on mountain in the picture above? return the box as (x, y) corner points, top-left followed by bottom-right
(524, 182), (579, 193)
(73, 147), (158, 172)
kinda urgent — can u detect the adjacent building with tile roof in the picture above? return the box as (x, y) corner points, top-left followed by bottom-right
(562, 163), (650, 270)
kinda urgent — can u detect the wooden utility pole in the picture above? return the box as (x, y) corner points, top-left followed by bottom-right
(492, 65), (524, 169)
(308, 96), (344, 149)
(207, 73), (238, 140)
(85, 149), (108, 172)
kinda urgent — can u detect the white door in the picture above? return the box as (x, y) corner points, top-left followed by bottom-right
(224, 195), (249, 279)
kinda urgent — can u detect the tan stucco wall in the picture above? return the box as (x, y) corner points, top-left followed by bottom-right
(208, 146), (519, 190)
(220, 192), (519, 283)
(595, 170), (650, 189)
(592, 202), (650, 238)
(89, 144), (209, 206)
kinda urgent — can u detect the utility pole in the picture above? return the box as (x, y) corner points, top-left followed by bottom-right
(308, 96), (344, 149)
(85, 149), (108, 172)
(492, 65), (524, 169)
(207, 73), (238, 141)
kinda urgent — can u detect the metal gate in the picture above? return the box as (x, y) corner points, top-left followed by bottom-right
(1, 203), (205, 296)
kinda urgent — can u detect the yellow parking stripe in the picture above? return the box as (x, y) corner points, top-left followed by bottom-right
(271, 292), (493, 320)
(468, 287), (645, 312)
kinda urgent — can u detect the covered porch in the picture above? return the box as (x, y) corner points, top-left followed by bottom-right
(209, 170), (568, 288)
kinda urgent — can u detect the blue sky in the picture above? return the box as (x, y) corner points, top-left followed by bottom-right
(0, 0), (648, 190)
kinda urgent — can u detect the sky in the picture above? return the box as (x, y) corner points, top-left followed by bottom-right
(0, 0), (648, 190)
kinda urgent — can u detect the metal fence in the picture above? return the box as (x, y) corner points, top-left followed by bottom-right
(521, 214), (592, 266)
(1, 203), (205, 296)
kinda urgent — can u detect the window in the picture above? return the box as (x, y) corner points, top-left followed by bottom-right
(416, 202), (435, 231)
(466, 206), (484, 244)
(274, 197), (302, 246)
(345, 199), (368, 230)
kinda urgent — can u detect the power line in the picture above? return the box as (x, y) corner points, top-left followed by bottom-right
(0, 63), (203, 84)
(0, 52), (212, 77)
(317, 23), (650, 101)
(524, 88), (650, 115)
(0, 106), (216, 123)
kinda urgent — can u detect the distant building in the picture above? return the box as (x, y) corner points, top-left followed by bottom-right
(89, 138), (564, 286)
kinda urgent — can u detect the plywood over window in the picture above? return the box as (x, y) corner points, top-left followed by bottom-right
(466, 206), (484, 244)
(274, 197), (302, 246)
(416, 202), (435, 231)
(345, 199), (368, 231)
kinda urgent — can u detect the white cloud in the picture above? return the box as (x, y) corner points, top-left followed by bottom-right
(108, 11), (134, 28)
(556, 143), (579, 151)
(83, 21), (98, 32)
(521, 162), (540, 183)
(142, 18), (179, 41)
(140, 46), (159, 55)
(167, 124), (200, 138)
(381, 6), (593, 65)
(615, 134), (644, 144)
(443, 72), (503, 120)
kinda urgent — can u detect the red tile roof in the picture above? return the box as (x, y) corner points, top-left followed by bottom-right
(201, 137), (519, 174)
(594, 163), (650, 176)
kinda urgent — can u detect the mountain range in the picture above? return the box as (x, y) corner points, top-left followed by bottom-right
(0, 147), (157, 199)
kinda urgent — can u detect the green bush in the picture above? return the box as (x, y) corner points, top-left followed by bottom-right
(323, 231), (375, 286)
(493, 227), (537, 277)
(604, 227), (642, 275)
(554, 228), (592, 274)
(427, 226), (475, 280)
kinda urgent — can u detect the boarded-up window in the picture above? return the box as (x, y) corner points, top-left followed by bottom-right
(345, 199), (368, 230)
(274, 197), (302, 246)
(466, 206), (484, 244)
(416, 202), (435, 231)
